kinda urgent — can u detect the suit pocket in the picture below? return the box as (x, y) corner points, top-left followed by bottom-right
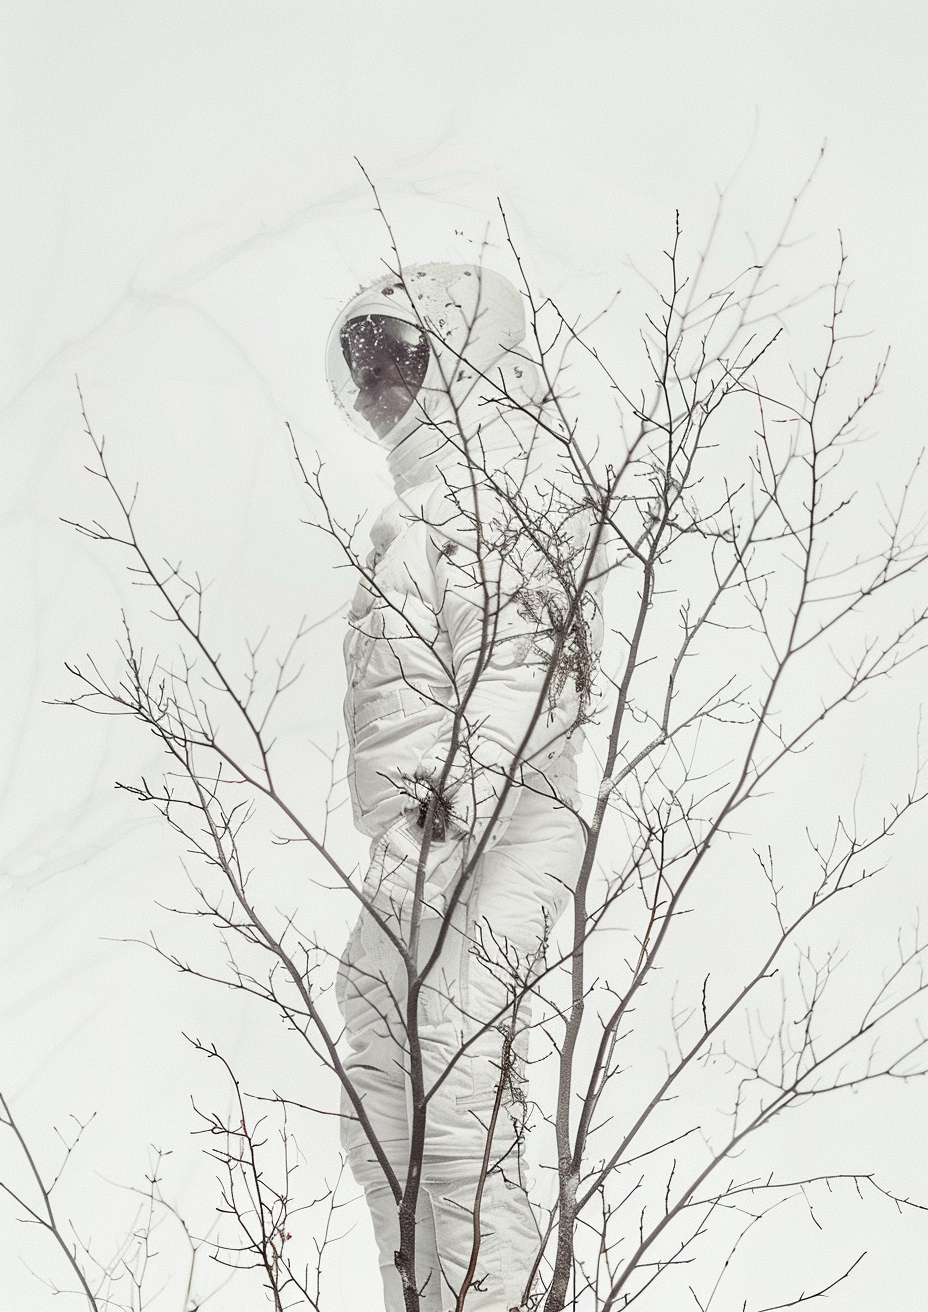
(353, 688), (406, 735)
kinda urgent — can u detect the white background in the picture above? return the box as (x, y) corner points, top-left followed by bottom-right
(2, 3), (927, 1309)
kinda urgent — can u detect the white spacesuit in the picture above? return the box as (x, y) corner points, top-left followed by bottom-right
(327, 263), (601, 1312)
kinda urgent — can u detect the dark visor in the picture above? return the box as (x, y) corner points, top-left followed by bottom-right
(340, 315), (430, 388)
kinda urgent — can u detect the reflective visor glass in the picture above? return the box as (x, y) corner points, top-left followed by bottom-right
(327, 314), (430, 440)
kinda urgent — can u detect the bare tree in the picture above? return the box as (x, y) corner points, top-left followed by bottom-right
(0, 1091), (215, 1310)
(6, 173), (927, 1310)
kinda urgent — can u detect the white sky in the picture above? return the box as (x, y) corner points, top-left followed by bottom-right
(2, 3), (927, 1309)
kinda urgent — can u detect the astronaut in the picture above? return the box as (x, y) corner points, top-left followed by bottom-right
(327, 263), (601, 1312)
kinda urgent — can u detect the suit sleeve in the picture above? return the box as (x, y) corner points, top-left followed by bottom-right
(412, 478), (591, 856)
